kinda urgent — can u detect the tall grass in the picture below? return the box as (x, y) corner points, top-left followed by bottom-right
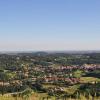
(0, 94), (100, 100)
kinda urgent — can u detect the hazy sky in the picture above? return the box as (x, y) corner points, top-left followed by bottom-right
(0, 0), (100, 51)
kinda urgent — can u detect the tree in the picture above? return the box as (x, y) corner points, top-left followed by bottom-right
(73, 70), (84, 78)
(0, 70), (9, 95)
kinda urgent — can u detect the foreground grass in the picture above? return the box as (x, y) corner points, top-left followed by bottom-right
(0, 96), (21, 100)
(0, 93), (100, 100)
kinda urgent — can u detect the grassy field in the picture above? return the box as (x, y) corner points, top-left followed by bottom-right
(80, 77), (100, 83)
(0, 94), (100, 100)
(0, 93), (100, 100)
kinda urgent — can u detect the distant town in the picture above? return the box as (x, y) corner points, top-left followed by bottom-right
(0, 52), (100, 100)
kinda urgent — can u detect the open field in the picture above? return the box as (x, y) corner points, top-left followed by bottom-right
(80, 77), (100, 83)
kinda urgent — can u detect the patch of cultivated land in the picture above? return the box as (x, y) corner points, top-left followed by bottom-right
(80, 77), (100, 83)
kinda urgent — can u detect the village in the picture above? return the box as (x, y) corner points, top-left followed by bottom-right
(0, 53), (100, 99)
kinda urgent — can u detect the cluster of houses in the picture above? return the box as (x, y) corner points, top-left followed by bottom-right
(0, 63), (100, 87)
(43, 76), (80, 84)
(28, 64), (100, 85)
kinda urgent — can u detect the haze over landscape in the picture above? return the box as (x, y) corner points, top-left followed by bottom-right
(0, 0), (100, 51)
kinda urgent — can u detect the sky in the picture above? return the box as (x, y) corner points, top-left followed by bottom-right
(0, 0), (100, 51)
